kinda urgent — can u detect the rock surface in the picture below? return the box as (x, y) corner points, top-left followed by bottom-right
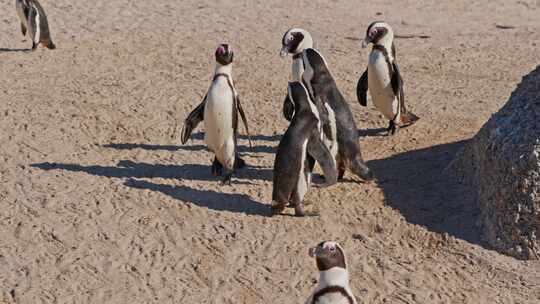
(453, 65), (540, 260)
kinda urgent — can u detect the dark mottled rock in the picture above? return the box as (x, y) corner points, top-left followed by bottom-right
(451, 65), (540, 260)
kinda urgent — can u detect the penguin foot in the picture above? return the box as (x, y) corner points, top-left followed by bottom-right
(338, 169), (346, 181)
(351, 158), (374, 182)
(46, 41), (56, 50)
(234, 156), (246, 169)
(386, 120), (398, 136)
(270, 201), (287, 216)
(294, 204), (306, 217)
(221, 173), (233, 185)
(211, 158), (224, 176)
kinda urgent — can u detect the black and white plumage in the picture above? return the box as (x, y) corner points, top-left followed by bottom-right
(306, 241), (358, 304)
(272, 82), (337, 217)
(357, 21), (419, 135)
(15, 0), (55, 50)
(301, 48), (373, 182)
(280, 28), (314, 121)
(180, 44), (252, 184)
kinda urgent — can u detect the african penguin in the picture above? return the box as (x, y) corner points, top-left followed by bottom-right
(356, 21), (419, 135)
(280, 28), (314, 120)
(272, 82), (337, 217)
(306, 241), (358, 304)
(279, 29), (342, 183)
(302, 48), (373, 182)
(180, 44), (252, 185)
(15, 0), (56, 50)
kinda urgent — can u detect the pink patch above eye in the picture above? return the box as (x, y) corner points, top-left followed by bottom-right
(216, 46), (226, 55)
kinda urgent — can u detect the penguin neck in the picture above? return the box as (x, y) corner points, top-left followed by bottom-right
(291, 56), (305, 81)
(214, 63), (233, 77)
(373, 37), (394, 60)
(317, 267), (350, 288)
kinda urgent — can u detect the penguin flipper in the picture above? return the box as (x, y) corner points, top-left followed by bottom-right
(283, 94), (294, 121)
(235, 95), (253, 149)
(391, 62), (419, 125)
(307, 132), (338, 187)
(180, 96), (206, 144)
(356, 69), (369, 107)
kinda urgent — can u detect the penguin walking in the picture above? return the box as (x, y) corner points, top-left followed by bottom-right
(280, 28), (314, 120)
(272, 82), (337, 217)
(306, 241), (358, 304)
(356, 21), (419, 135)
(180, 44), (252, 185)
(15, 0), (56, 50)
(302, 48), (373, 182)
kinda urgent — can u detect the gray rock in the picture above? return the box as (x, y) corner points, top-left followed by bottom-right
(450, 65), (540, 260)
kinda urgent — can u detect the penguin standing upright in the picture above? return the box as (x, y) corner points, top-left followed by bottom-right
(280, 28), (314, 120)
(15, 0), (56, 50)
(181, 44), (252, 184)
(280, 29), (341, 181)
(306, 241), (358, 304)
(272, 82), (337, 217)
(356, 21), (419, 135)
(301, 48), (373, 182)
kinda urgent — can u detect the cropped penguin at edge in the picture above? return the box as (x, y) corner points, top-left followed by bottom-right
(356, 21), (419, 135)
(306, 241), (358, 304)
(15, 0), (56, 50)
(180, 44), (252, 185)
(272, 81), (337, 217)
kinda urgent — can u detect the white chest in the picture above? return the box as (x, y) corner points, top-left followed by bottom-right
(367, 52), (398, 120)
(292, 57), (305, 82)
(204, 79), (235, 150)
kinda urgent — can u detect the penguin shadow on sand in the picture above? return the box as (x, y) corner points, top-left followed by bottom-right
(31, 159), (273, 183)
(357, 127), (390, 137)
(189, 132), (282, 143)
(124, 179), (271, 216)
(0, 47), (32, 53)
(367, 140), (483, 245)
(102, 139), (276, 154)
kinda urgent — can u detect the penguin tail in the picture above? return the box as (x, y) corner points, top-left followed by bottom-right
(400, 111), (419, 126)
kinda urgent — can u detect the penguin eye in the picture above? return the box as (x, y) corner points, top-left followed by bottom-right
(289, 36), (294, 41)
(329, 246), (336, 252)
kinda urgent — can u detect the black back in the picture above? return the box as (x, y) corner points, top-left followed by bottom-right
(273, 82), (318, 201)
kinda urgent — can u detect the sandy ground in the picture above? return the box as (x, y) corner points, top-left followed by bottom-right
(1, 0), (540, 303)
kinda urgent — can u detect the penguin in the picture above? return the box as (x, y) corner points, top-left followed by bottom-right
(279, 28), (340, 183)
(356, 21), (419, 135)
(302, 48), (373, 182)
(180, 44), (252, 185)
(272, 82), (337, 217)
(306, 241), (358, 304)
(279, 28), (314, 121)
(15, 0), (56, 50)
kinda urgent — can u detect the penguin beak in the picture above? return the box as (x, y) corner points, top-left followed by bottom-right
(279, 45), (289, 58)
(361, 37), (370, 48)
(309, 246), (323, 257)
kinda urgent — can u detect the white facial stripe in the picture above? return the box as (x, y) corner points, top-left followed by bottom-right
(323, 241), (338, 250)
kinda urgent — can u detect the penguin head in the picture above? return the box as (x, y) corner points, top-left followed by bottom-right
(362, 21), (394, 48)
(309, 241), (347, 271)
(215, 44), (234, 66)
(280, 28), (314, 58)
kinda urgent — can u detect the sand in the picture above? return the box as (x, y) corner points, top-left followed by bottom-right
(1, 0), (540, 303)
